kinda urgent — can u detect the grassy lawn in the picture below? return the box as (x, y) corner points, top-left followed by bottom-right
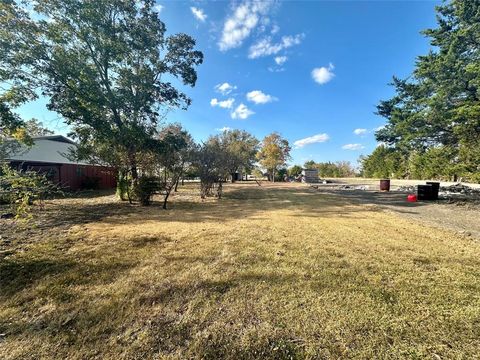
(1, 183), (479, 359)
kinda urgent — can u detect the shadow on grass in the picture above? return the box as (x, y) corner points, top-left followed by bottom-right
(2, 183), (429, 240)
(0, 232), (172, 300)
(0, 250), (137, 300)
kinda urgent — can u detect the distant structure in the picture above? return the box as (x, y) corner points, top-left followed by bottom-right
(301, 168), (319, 183)
(6, 135), (116, 190)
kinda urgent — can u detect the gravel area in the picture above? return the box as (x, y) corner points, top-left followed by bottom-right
(311, 186), (480, 240)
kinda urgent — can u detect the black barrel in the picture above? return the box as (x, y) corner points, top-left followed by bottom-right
(417, 184), (433, 200)
(380, 179), (391, 191)
(426, 182), (440, 200)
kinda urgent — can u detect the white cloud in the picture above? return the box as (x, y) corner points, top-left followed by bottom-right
(210, 98), (235, 109)
(248, 34), (304, 59)
(154, 4), (164, 14)
(216, 126), (231, 132)
(294, 133), (330, 148)
(274, 56), (287, 65)
(246, 90), (277, 104)
(373, 125), (385, 131)
(354, 128), (368, 136)
(215, 82), (237, 95)
(218, 1), (273, 51)
(312, 63), (335, 85)
(271, 24), (280, 34)
(231, 103), (254, 119)
(342, 143), (365, 150)
(190, 7), (207, 22)
(268, 67), (286, 73)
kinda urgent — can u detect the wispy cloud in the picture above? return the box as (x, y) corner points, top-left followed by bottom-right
(294, 133), (330, 148)
(218, 0), (273, 51)
(246, 90), (277, 104)
(190, 7), (207, 22)
(154, 4), (164, 14)
(216, 126), (232, 132)
(312, 63), (335, 84)
(353, 128), (368, 136)
(215, 82), (237, 95)
(342, 143), (365, 150)
(248, 34), (304, 59)
(210, 98), (235, 109)
(231, 103), (254, 119)
(268, 67), (286, 73)
(274, 56), (287, 65)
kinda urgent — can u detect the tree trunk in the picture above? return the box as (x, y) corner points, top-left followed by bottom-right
(163, 192), (170, 209)
(272, 169), (275, 183)
(116, 170), (128, 201)
(174, 177), (180, 192)
(231, 172), (236, 183)
(126, 149), (138, 205)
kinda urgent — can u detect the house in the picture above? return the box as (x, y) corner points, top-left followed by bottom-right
(6, 135), (116, 190)
(301, 168), (319, 183)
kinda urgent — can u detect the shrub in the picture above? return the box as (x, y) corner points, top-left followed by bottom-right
(133, 176), (161, 206)
(0, 164), (62, 219)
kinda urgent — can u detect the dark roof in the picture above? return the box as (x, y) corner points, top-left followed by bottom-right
(32, 135), (76, 145)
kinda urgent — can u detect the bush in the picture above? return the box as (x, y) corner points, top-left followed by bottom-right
(116, 171), (130, 201)
(0, 164), (62, 219)
(133, 176), (161, 206)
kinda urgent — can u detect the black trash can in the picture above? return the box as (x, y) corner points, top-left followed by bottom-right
(417, 184), (433, 200)
(380, 179), (391, 191)
(426, 182), (440, 200)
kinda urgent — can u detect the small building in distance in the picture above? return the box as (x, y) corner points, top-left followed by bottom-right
(6, 135), (116, 190)
(301, 168), (319, 183)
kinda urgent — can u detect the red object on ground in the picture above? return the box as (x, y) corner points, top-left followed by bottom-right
(407, 194), (417, 202)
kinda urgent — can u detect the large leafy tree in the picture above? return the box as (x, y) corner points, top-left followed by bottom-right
(193, 139), (229, 199)
(360, 145), (407, 179)
(1, 0), (203, 184)
(23, 118), (54, 137)
(214, 129), (259, 182)
(374, 0), (480, 182)
(256, 132), (291, 182)
(153, 123), (195, 208)
(0, 1), (37, 159)
(288, 165), (303, 178)
(0, 1), (38, 137)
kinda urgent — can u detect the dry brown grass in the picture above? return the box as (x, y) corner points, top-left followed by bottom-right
(1, 182), (479, 359)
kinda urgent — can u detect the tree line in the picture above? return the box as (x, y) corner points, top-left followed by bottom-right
(361, 0), (480, 183)
(0, 0), (297, 212)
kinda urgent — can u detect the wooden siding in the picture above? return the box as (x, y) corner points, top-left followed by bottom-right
(10, 161), (116, 190)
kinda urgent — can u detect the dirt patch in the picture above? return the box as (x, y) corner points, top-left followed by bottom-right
(311, 186), (480, 239)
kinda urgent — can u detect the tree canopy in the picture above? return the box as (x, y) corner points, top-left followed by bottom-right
(0, 0), (203, 186)
(212, 129), (259, 182)
(256, 132), (291, 182)
(367, 0), (480, 182)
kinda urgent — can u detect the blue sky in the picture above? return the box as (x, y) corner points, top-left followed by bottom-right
(18, 0), (441, 167)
